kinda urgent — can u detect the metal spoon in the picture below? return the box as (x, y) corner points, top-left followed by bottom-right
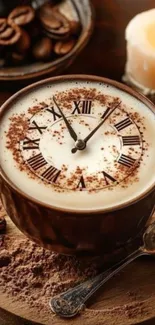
(32, 0), (60, 10)
(49, 222), (155, 318)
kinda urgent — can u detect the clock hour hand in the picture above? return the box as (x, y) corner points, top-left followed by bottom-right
(71, 101), (121, 153)
(53, 96), (78, 142)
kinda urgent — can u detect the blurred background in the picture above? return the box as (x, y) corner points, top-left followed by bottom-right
(66, 0), (155, 81)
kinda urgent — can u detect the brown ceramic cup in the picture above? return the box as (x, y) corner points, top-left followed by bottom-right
(0, 75), (155, 256)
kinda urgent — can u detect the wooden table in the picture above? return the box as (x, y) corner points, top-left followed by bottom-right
(1, 1), (155, 324)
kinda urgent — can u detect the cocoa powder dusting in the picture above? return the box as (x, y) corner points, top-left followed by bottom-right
(0, 233), (98, 311)
(6, 114), (29, 170)
(0, 202), (151, 324)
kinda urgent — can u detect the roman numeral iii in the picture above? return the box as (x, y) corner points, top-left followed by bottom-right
(122, 136), (140, 146)
(118, 154), (136, 168)
(114, 117), (132, 131)
(72, 100), (92, 114)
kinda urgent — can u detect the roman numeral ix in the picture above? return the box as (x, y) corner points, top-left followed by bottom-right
(114, 117), (132, 131)
(122, 136), (140, 146)
(118, 154), (136, 168)
(72, 100), (92, 114)
(27, 153), (47, 170)
(23, 137), (40, 150)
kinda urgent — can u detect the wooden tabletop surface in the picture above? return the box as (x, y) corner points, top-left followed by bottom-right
(1, 1), (155, 324)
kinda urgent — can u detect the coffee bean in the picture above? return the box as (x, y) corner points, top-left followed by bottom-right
(0, 58), (5, 67)
(32, 37), (53, 60)
(0, 19), (21, 45)
(54, 38), (75, 55)
(0, 250), (11, 267)
(70, 20), (81, 35)
(8, 6), (35, 26)
(15, 29), (31, 53)
(11, 51), (26, 64)
(0, 217), (6, 233)
(38, 5), (70, 39)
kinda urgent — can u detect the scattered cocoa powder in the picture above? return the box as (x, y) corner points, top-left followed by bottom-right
(5, 88), (148, 193)
(0, 233), (99, 311)
(0, 215), (150, 324)
(6, 113), (29, 171)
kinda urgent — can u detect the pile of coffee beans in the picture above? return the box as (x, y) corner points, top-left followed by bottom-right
(0, 0), (81, 67)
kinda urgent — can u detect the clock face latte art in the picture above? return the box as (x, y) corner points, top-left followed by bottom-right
(0, 77), (155, 211)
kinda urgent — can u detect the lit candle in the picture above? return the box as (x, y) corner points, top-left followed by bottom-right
(125, 9), (155, 94)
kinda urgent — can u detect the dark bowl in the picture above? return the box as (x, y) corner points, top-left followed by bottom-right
(0, 0), (94, 82)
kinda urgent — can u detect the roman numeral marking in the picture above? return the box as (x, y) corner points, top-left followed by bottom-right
(118, 154), (136, 168)
(46, 106), (61, 121)
(114, 117), (132, 131)
(77, 176), (86, 189)
(101, 101), (121, 120)
(42, 166), (61, 183)
(72, 100), (92, 114)
(23, 137), (40, 150)
(29, 121), (47, 134)
(102, 171), (117, 185)
(27, 153), (47, 170)
(122, 136), (140, 146)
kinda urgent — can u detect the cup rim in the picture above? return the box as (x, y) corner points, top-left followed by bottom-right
(0, 74), (155, 214)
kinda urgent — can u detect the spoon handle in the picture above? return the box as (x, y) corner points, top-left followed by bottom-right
(49, 248), (145, 318)
(31, 0), (48, 9)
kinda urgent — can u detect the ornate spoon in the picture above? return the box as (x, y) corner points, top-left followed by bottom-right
(32, 0), (60, 9)
(49, 222), (155, 318)
(0, 0), (59, 16)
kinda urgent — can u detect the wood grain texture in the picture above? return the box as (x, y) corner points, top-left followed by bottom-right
(1, 0), (155, 324)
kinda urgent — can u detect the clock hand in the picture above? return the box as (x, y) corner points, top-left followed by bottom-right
(84, 101), (121, 143)
(53, 96), (78, 142)
(71, 101), (121, 154)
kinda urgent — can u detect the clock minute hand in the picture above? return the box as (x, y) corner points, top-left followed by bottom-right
(53, 96), (78, 141)
(71, 101), (121, 154)
(84, 101), (121, 144)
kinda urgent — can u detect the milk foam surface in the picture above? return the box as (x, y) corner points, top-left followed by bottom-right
(0, 79), (155, 212)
